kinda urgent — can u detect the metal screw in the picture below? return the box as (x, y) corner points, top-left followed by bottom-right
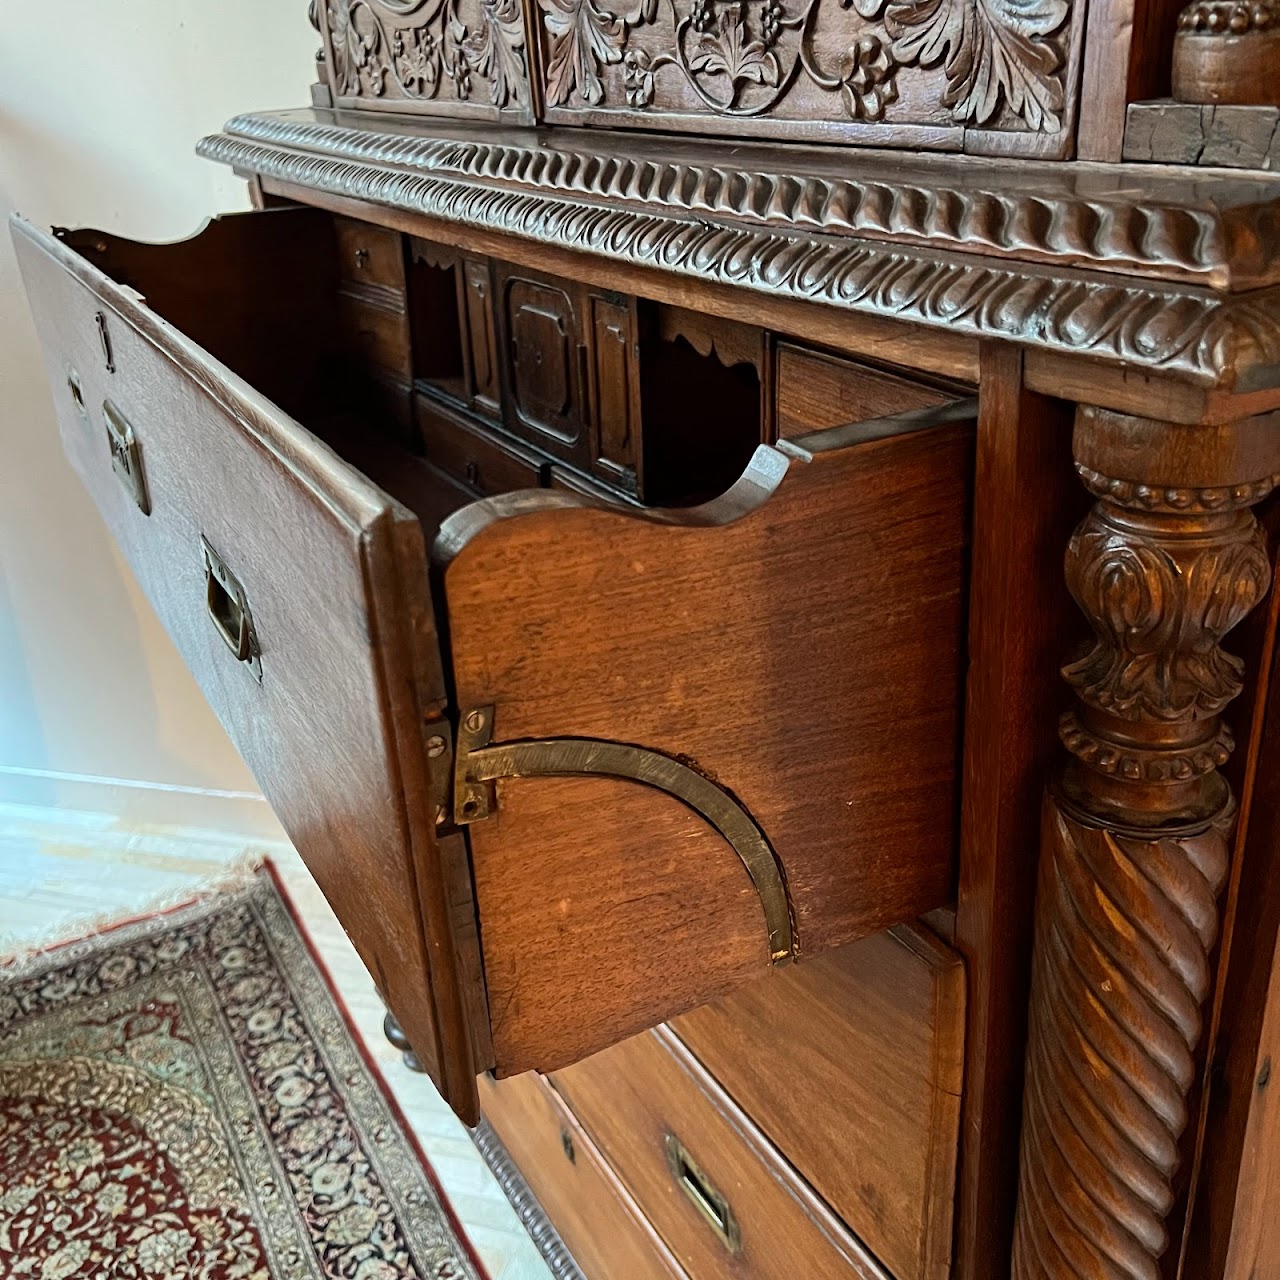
(465, 710), (485, 733)
(426, 735), (446, 758)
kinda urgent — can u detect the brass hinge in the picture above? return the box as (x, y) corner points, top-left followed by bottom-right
(452, 706), (794, 965)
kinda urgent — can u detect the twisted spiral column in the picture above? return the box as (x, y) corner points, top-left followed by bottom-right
(1011, 407), (1278, 1280)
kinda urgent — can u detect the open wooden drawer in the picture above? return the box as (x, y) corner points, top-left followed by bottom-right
(13, 207), (974, 1125)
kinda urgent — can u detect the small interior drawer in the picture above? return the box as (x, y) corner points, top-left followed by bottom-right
(334, 215), (407, 292)
(774, 343), (958, 440)
(671, 925), (964, 1280)
(338, 291), (412, 378)
(551, 1029), (889, 1280)
(479, 1070), (690, 1280)
(16, 206), (975, 1131)
(416, 394), (544, 497)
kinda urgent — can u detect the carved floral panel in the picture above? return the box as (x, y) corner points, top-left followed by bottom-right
(535, 0), (1081, 153)
(319, 0), (532, 121)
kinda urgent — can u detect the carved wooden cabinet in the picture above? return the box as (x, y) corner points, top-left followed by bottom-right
(17, 3), (1280, 1278)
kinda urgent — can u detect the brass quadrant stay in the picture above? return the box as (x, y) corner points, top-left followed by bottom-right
(454, 707), (794, 965)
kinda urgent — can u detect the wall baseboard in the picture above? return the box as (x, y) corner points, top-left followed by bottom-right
(0, 766), (290, 845)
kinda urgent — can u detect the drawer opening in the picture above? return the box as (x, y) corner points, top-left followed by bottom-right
(21, 209), (974, 1119)
(408, 240), (467, 406)
(638, 302), (764, 507)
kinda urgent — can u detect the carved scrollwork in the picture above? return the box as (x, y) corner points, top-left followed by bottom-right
(537, 0), (1071, 131)
(325, 0), (528, 109)
(1063, 504), (1271, 722)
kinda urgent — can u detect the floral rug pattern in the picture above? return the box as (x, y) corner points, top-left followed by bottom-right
(0, 870), (483, 1280)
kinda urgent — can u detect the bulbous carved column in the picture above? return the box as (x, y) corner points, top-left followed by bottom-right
(1011, 407), (1280, 1280)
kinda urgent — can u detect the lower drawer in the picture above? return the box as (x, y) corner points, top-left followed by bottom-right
(479, 1070), (688, 1280)
(671, 925), (964, 1280)
(551, 1030), (888, 1280)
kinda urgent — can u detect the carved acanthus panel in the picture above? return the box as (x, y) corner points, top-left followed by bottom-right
(535, 0), (1083, 155)
(320, 0), (532, 121)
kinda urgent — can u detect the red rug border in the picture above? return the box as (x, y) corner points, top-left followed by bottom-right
(3, 857), (496, 1280)
(260, 857), (496, 1280)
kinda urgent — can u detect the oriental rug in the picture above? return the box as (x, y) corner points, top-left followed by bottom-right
(0, 864), (485, 1280)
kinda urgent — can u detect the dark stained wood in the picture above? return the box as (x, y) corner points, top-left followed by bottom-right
(12, 213), (481, 1122)
(532, 0), (1085, 159)
(774, 342), (959, 440)
(1078, 0), (1184, 159)
(438, 408), (974, 1073)
(479, 1069), (691, 1280)
(256, 176), (983, 391)
(551, 1028), (890, 1280)
(953, 345), (1083, 1280)
(1174, 6), (1280, 105)
(671, 923), (965, 1280)
(1177, 500), (1280, 1280)
(1125, 101), (1280, 169)
(462, 256), (502, 416)
(1011, 407), (1280, 1280)
(499, 266), (587, 454)
(415, 394), (546, 497)
(586, 291), (642, 494)
(314, 0), (533, 123)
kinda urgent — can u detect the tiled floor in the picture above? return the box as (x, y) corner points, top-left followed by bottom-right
(0, 799), (552, 1280)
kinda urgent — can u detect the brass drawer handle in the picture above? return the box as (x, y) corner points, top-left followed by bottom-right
(202, 536), (262, 682)
(664, 1134), (741, 1254)
(103, 400), (149, 516)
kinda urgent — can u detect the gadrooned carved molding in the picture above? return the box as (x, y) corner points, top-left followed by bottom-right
(1077, 462), (1280, 513)
(1013, 802), (1232, 1280)
(470, 1119), (586, 1280)
(212, 110), (1280, 288)
(1058, 708), (1234, 782)
(197, 124), (1280, 386)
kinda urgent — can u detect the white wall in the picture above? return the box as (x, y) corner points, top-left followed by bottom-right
(0, 2), (316, 835)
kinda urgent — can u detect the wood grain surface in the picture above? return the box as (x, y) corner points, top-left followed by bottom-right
(13, 212), (481, 1121)
(671, 923), (965, 1280)
(440, 408), (973, 1073)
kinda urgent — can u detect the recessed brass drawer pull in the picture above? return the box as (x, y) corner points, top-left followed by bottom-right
(664, 1134), (741, 1254)
(202, 535), (262, 682)
(102, 400), (149, 515)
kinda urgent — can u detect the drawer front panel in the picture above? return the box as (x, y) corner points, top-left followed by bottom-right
(551, 1029), (888, 1280)
(14, 214), (480, 1120)
(775, 343), (956, 440)
(338, 291), (413, 378)
(479, 1071), (689, 1280)
(672, 925), (965, 1280)
(417, 396), (544, 496)
(334, 216), (406, 291)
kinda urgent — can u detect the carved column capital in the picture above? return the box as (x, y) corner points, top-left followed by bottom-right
(1012, 407), (1280, 1280)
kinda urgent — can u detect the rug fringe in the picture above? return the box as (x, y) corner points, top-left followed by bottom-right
(0, 852), (269, 976)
